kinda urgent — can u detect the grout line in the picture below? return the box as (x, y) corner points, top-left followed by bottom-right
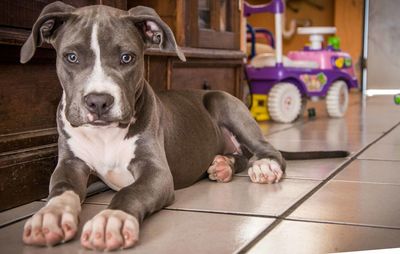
(357, 158), (400, 162)
(330, 179), (400, 186)
(237, 120), (400, 253)
(357, 157), (400, 162)
(284, 217), (400, 230)
(163, 207), (278, 219)
(236, 174), (325, 181)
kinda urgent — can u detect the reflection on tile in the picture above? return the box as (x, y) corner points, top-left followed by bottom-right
(289, 181), (400, 228)
(168, 177), (319, 217)
(86, 178), (319, 218)
(358, 143), (400, 161)
(265, 124), (379, 154)
(0, 202), (44, 227)
(0, 206), (274, 254)
(248, 220), (400, 254)
(236, 158), (348, 181)
(134, 211), (274, 254)
(305, 116), (396, 135)
(258, 121), (307, 138)
(268, 139), (361, 154)
(334, 159), (400, 185)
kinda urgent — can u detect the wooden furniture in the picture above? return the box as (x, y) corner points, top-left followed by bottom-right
(334, 0), (364, 82)
(0, 0), (244, 211)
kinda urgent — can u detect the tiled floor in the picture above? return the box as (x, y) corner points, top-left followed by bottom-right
(1, 94), (400, 253)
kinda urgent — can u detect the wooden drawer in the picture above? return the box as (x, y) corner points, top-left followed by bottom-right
(171, 67), (236, 95)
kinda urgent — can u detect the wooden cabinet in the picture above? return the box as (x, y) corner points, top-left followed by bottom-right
(144, 47), (244, 98)
(0, 0), (244, 211)
(129, 0), (241, 50)
(190, 0), (241, 49)
(129, 0), (244, 98)
(172, 67), (236, 94)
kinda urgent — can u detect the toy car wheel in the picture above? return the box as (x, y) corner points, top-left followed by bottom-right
(326, 80), (349, 118)
(268, 83), (302, 123)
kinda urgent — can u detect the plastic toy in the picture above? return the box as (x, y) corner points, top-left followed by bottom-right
(244, 0), (358, 123)
(395, 94), (400, 105)
(250, 93), (270, 121)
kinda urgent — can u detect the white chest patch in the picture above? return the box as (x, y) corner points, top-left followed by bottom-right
(61, 101), (138, 191)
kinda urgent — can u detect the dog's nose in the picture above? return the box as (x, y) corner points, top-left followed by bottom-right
(84, 93), (114, 116)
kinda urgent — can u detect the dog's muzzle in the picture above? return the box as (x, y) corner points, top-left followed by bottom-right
(84, 92), (115, 124)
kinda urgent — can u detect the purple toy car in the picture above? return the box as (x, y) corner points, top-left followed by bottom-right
(244, 0), (358, 123)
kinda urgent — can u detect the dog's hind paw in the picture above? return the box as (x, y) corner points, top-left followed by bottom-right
(80, 209), (139, 251)
(248, 158), (283, 184)
(207, 155), (234, 183)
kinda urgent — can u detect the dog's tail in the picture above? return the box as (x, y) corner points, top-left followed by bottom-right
(279, 150), (350, 160)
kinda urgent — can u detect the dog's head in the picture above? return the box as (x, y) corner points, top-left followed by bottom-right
(21, 1), (185, 127)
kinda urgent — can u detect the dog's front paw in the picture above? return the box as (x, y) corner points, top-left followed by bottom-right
(22, 191), (80, 246)
(248, 159), (283, 184)
(80, 209), (139, 251)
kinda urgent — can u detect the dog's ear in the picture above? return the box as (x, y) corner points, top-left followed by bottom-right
(20, 1), (75, 64)
(127, 6), (186, 62)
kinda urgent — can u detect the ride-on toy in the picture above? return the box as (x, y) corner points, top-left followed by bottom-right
(244, 0), (358, 123)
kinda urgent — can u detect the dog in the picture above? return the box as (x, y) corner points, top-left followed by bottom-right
(20, 2), (348, 251)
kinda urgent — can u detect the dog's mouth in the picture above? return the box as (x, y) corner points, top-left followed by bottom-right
(85, 112), (130, 126)
(90, 120), (110, 126)
(84, 114), (134, 128)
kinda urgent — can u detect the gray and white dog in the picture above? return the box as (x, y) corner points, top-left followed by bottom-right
(20, 1), (347, 251)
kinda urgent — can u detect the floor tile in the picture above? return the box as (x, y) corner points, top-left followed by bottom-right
(358, 143), (400, 161)
(265, 124), (379, 154)
(168, 177), (319, 217)
(0, 205), (274, 254)
(247, 220), (400, 254)
(132, 211), (274, 254)
(306, 113), (397, 135)
(334, 159), (400, 185)
(236, 158), (348, 181)
(289, 181), (400, 228)
(282, 158), (348, 180)
(84, 190), (115, 205)
(86, 178), (320, 217)
(375, 127), (400, 145)
(0, 202), (44, 227)
(258, 120), (305, 137)
(41, 181), (110, 202)
(86, 181), (109, 196)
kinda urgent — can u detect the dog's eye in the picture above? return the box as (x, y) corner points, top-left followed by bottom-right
(66, 53), (79, 63)
(121, 53), (134, 64)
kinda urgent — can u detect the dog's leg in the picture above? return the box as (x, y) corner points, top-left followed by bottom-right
(207, 124), (252, 183)
(80, 146), (174, 251)
(22, 158), (91, 246)
(204, 91), (286, 184)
